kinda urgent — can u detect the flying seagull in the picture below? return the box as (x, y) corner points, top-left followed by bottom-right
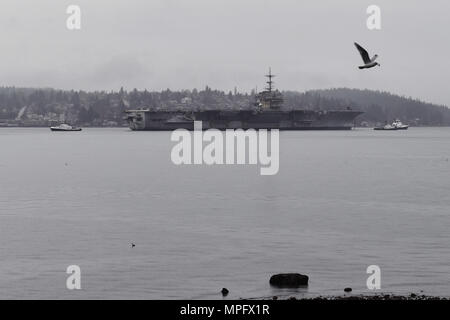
(354, 42), (380, 69)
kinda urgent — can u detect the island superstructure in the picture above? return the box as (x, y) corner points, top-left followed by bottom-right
(125, 70), (362, 130)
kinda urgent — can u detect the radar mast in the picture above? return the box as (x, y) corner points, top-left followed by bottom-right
(256, 68), (284, 110)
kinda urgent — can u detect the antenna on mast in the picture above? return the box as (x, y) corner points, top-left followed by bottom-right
(256, 67), (283, 110)
(265, 67), (275, 93)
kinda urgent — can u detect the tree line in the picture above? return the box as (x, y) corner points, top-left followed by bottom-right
(0, 86), (449, 126)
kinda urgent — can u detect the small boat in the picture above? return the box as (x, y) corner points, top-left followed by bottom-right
(392, 119), (409, 130)
(374, 119), (409, 131)
(50, 124), (82, 132)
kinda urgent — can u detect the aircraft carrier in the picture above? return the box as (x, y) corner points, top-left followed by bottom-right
(125, 70), (362, 130)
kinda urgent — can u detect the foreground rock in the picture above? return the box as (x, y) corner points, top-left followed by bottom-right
(221, 288), (229, 296)
(270, 273), (309, 288)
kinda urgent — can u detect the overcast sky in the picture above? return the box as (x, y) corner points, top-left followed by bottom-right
(0, 0), (449, 106)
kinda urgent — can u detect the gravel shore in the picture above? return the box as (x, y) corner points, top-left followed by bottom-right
(281, 294), (449, 301)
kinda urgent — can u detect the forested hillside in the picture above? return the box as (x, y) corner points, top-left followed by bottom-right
(1, 86), (449, 126)
(310, 88), (450, 126)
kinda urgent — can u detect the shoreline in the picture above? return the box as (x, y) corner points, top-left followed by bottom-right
(258, 294), (450, 301)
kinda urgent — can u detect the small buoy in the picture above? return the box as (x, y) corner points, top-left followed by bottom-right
(221, 288), (229, 296)
(131, 243), (136, 248)
(344, 287), (352, 293)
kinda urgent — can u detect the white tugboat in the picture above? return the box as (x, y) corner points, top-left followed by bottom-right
(392, 119), (409, 130)
(374, 119), (409, 131)
(50, 124), (82, 132)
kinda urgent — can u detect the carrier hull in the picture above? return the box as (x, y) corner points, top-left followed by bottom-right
(125, 109), (362, 131)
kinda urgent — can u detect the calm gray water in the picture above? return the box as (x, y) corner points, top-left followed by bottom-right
(0, 127), (449, 299)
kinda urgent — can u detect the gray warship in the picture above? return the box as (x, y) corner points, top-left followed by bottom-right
(125, 70), (362, 130)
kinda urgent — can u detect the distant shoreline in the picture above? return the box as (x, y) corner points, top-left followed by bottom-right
(1, 125), (450, 129)
(0, 125), (129, 129)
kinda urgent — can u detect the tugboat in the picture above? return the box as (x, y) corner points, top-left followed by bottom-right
(374, 119), (409, 131)
(392, 119), (409, 130)
(50, 124), (82, 132)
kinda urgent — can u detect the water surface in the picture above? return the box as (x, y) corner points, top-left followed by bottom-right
(0, 127), (449, 299)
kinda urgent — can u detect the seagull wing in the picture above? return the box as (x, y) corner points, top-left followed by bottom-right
(354, 42), (371, 64)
